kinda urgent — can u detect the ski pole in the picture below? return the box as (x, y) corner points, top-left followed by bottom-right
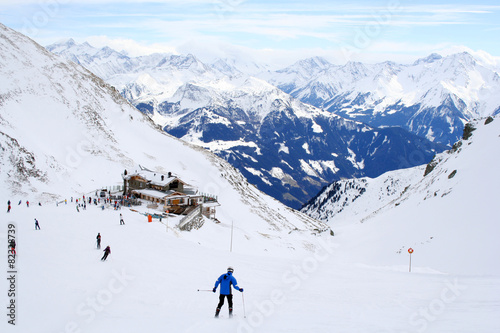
(242, 292), (246, 318)
(197, 289), (213, 292)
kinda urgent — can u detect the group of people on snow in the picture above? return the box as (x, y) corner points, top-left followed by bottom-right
(94, 211), (126, 260)
(95, 232), (110, 261)
(6, 199), (41, 213)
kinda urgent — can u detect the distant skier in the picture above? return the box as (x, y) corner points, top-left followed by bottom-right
(34, 218), (40, 230)
(101, 246), (111, 261)
(7, 204), (11, 213)
(213, 266), (243, 318)
(9, 239), (16, 257)
(119, 213), (125, 225)
(96, 233), (101, 249)
(26, 200), (29, 207)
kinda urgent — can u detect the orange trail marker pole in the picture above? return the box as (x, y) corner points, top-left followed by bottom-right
(408, 248), (414, 272)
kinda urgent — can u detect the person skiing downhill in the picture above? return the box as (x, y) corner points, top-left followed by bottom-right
(101, 245), (111, 261)
(213, 266), (243, 318)
(96, 233), (101, 249)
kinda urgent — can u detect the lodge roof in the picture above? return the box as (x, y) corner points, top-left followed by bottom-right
(132, 188), (168, 199)
(124, 166), (188, 187)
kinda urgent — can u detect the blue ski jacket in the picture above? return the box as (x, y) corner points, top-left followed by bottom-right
(214, 271), (240, 295)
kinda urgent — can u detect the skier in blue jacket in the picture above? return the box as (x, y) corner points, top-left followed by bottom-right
(213, 266), (243, 318)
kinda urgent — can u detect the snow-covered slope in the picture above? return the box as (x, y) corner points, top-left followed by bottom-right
(46, 40), (443, 209)
(301, 117), (500, 275)
(262, 54), (500, 146)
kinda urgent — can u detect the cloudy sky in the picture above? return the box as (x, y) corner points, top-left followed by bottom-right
(1, 0), (499, 66)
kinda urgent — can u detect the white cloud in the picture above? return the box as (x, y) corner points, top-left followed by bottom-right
(65, 35), (500, 70)
(0, 0), (209, 4)
(85, 36), (177, 57)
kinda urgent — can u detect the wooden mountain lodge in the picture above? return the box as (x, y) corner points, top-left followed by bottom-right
(122, 166), (219, 219)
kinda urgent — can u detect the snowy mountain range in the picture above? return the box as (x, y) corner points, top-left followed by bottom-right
(45, 39), (444, 209)
(261, 53), (500, 146)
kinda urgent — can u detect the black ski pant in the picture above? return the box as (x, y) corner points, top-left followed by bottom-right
(217, 294), (233, 310)
(101, 253), (109, 261)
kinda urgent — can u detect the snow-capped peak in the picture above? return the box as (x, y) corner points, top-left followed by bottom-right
(413, 52), (443, 65)
(291, 56), (332, 72)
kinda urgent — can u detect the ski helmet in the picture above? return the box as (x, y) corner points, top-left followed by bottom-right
(227, 266), (234, 273)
